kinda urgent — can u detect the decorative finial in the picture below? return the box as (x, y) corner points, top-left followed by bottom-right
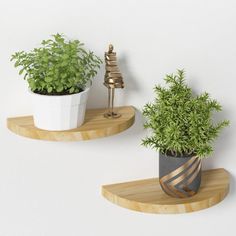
(108, 44), (113, 53)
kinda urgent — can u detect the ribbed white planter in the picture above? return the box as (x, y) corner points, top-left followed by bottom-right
(29, 87), (90, 131)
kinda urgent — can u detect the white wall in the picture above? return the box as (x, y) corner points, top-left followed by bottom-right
(0, 0), (235, 235)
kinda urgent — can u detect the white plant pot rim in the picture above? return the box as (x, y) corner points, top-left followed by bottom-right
(28, 86), (90, 97)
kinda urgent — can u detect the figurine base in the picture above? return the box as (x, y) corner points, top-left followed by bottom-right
(104, 112), (121, 119)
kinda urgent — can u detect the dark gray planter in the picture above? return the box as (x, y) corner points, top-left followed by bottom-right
(159, 152), (202, 198)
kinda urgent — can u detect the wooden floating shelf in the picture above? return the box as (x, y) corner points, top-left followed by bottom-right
(7, 106), (135, 141)
(102, 168), (230, 214)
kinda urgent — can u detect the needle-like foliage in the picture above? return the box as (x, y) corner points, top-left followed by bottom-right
(142, 70), (229, 158)
(11, 34), (102, 95)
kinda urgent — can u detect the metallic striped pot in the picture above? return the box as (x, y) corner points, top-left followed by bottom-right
(159, 152), (202, 198)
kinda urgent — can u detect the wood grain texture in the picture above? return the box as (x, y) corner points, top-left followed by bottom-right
(102, 168), (230, 214)
(7, 106), (135, 141)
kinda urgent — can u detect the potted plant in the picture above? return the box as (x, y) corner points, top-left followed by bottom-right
(142, 70), (229, 198)
(11, 33), (102, 131)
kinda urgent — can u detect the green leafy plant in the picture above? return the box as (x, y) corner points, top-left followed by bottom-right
(11, 33), (102, 95)
(142, 70), (229, 158)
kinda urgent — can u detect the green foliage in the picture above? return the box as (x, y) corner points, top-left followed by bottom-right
(142, 70), (229, 158)
(11, 33), (102, 95)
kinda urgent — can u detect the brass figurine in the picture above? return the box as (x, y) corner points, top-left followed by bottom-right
(104, 44), (124, 119)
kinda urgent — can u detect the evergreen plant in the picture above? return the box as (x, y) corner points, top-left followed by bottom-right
(142, 70), (229, 158)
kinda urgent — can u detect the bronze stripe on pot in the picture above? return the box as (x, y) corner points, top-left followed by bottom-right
(159, 152), (202, 198)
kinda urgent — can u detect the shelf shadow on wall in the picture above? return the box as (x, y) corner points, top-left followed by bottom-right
(228, 173), (236, 199)
(87, 67), (107, 109)
(124, 107), (145, 137)
(203, 106), (232, 169)
(118, 53), (141, 105)
(203, 106), (235, 197)
(87, 53), (141, 109)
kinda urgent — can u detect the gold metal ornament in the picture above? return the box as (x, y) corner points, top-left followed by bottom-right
(104, 44), (124, 119)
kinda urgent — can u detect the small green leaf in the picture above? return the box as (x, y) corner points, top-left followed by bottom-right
(69, 87), (75, 93)
(14, 61), (20, 67)
(61, 61), (67, 67)
(47, 87), (53, 93)
(56, 86), (64, 93)
(45, 77), (53, 82)
(19, 68), (24, 75)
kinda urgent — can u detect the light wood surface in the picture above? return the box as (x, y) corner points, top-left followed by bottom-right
(7, 106), (135, 141)
(102, 168), (230, 214)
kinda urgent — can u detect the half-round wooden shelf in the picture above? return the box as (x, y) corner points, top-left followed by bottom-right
(7, 106), (135, 141)
(102, 168), (230, 214)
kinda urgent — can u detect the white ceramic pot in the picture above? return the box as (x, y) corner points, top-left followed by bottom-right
(29, 87), (90, 131)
